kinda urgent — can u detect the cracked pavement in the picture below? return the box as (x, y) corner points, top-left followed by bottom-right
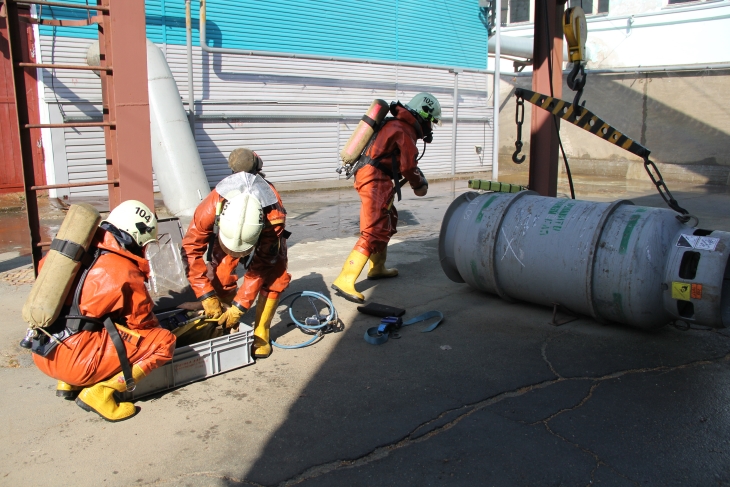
(1, 175), (729, 486)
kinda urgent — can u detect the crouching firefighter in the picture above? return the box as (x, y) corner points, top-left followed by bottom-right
(332, 92), (441, 302)
(23, 200), (176, 422)
(181, 148), (291, 358)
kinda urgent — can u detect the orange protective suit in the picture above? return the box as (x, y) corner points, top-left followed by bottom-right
(181, 181), (291, 310)
(354, 105), (429, 255)
(33, 229), (176, 387)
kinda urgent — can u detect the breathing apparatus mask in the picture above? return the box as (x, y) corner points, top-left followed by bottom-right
(100, 222), (145, 258)
(389, 101), (435, 144)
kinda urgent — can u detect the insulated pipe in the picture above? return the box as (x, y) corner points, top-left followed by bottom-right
(439, 191), (730, 329)
(488, 35), (569, 61)
(196, 0), (490, 75)
(146, 40), (210, 217)
(510, 62), (730, 77)
(185, 0), (195, 140)
(451, 70), (460, 176)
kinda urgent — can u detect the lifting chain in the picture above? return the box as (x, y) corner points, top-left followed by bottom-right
(643, 157), (693, 222)
(512, 95), (526, 164)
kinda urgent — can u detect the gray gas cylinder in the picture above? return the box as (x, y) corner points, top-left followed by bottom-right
(439, 191), (730, 329)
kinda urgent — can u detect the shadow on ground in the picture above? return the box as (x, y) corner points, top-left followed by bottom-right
(237, 200), (730, 487)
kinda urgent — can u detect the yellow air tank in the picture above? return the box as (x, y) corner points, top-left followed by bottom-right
(340, 99), (390, 165)
(22, 203), (102, 328)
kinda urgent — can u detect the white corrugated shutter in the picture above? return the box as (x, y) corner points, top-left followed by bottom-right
(39, 39), (491, 198)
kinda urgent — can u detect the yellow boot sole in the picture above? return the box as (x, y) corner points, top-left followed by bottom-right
(75, 396), (139, 423)
(366, 269), (398, 280)
(331, 283), (365, 303)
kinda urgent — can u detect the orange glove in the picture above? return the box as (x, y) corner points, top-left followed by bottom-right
(201, 296), (223, 319)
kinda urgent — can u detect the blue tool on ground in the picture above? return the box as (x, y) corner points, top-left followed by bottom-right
(271, 291), (339, 350)
(364, 311), (444, 345)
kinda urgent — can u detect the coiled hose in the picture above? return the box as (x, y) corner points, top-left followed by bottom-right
(271, 291), (339, 349)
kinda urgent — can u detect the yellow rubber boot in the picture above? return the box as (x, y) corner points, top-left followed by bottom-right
(56, 381), (82, 400)
(253, 296), (279, 358)
(367, 249), (398, 280)
(75, 365), (146, 422)
(331, 249), (369, 303)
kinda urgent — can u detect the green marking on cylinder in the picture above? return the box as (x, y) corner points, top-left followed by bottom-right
(547, 201), (565, 215)
(475, 195), (498, 223)
(619, 213), (642, 255)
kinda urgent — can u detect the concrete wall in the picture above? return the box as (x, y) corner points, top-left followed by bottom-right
(496, 69), (730, 185)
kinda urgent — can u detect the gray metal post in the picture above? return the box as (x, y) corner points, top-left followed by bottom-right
(185, 0), (195, 140)
(451, 69), (460, 175)
(492, 0), (501, 180)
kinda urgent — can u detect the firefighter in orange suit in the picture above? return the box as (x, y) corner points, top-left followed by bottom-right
(332, 93), (441, 303)
(33, 200), (177, 422)
(182, 148), (291, 358)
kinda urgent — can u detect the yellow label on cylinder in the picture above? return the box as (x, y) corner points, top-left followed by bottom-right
(671, 282), (691, 301)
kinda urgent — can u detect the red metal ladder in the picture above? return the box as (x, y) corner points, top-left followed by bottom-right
(2, 0), (154, 273)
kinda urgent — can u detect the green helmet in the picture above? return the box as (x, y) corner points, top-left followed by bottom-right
(104, 200), (158, 248)
(406, 93), (442, 125)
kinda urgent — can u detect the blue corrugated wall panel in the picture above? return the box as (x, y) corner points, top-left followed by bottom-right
(40, 0), (487, 69)
(37, 1), (165, 43)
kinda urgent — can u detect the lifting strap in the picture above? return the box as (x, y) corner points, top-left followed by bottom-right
(364, 311), (444, 345)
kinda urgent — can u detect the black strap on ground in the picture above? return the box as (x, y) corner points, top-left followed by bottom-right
(102, 317), (136, 391)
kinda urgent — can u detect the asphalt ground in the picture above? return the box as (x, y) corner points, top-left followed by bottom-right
(0, 174), (729, 486)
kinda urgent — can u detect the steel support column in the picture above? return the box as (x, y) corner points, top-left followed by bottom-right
(528, 0), (565, 196)
(99, 0), (154, 210)
(5, 2), (43, 271)
(451, 69), (460, 175)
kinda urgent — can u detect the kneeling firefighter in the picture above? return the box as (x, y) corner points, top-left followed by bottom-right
(181, 148), (291, 358)
(332, 92), (441, 302)
(27, 200), (176, 422)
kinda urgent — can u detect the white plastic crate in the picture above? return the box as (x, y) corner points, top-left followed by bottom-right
(120, 323), (254, 401)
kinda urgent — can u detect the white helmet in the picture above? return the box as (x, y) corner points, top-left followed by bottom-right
(104, 200), (158, 247)
(218, 192), (264, 256)
(406, 92), (442, 125)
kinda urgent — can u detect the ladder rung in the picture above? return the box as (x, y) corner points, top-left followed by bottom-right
(25, 122), (115, 129)
(11, 0), (110, 12)
(19, 15), (102, 26)
(31, 179), (119, 191)
(18, 63), (112, 72)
